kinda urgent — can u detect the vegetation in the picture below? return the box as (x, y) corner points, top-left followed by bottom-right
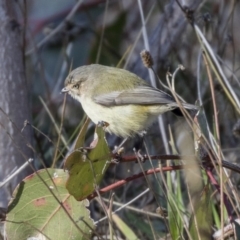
(1, 1), (240, 239)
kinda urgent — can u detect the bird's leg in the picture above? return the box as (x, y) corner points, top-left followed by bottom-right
(97, 120), (109, 129)
(133, 130), (147, 162)
(112, 137), (128, 155)
(111, 137), (128, 164)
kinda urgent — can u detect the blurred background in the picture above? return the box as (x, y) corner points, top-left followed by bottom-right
(1, 0), (240, 238)
(26, 0), (240, 177)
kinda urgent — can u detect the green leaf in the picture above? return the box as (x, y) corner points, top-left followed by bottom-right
(65, 124), (111, 200)
(5, 169), (94, 240)
(74, 118), (90, 150)
(125, 211), (159, 239)
(112, 214), (138, 240)
(167, 171), (184, 240)
(189, 185), (213, 240)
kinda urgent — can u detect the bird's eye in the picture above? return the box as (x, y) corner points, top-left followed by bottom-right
(73, 84), (79, 89)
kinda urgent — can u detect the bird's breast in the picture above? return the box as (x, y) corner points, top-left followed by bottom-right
(80, 96), (159, 137)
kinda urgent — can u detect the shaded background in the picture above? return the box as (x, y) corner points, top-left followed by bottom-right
(26, 0), (240, 173)
(1, 0), (240, 238)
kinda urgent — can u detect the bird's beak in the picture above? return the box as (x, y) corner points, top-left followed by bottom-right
(61, 87), (70, 93)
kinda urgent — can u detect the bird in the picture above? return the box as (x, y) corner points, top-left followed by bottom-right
(62, 64), (197, 138)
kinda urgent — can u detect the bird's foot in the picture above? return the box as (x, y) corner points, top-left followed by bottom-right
(133, 148), (146, 162)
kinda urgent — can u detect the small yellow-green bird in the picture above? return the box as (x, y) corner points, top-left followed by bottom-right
(62, 64), (196, 138)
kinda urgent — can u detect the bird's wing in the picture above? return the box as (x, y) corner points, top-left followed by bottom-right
(93, 85), (175, 106)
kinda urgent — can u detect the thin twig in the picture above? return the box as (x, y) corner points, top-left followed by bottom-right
(137, 0), (170, 155)
(202, 52), (224, 232)
(0, 158), (33, 189)
(39, 96), (68, 149)
(26, 0), (84, 55)
(95, 188), (150, 224)
(95, 0), (109, 63)
(52, 94), (67, 167)
(87, 165), (189, 200)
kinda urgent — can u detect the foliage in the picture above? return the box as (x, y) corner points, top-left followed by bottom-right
(2, 0), (240, 239)
(6, 169), (94, 240)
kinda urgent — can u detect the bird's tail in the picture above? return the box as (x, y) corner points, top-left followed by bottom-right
(181, 102), (199, 110)
(170, 102), (199, 116)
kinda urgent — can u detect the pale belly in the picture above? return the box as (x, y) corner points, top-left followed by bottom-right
(79, 96), (172, 138)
